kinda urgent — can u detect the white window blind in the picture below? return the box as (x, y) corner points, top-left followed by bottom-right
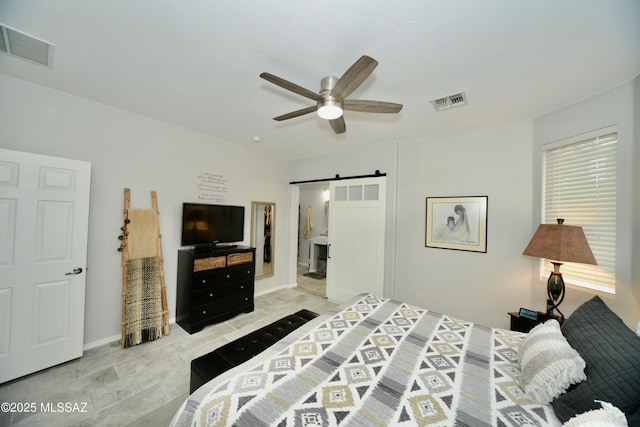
(542, 127), (617, 294)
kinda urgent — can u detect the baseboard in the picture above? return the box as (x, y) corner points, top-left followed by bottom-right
(254, 283), (296, 297)
(83, 334), (121, 351)
(84, 284), (304, 350)
(83, 316), (178, 350)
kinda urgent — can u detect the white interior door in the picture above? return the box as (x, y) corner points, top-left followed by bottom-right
(0, 148), (91, 384)
(326, 177), (386, 302)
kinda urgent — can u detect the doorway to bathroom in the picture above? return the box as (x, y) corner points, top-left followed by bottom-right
(292, 176), (387, 302)
(296, 183), (329, 297)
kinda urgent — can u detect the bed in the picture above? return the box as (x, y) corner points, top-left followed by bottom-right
(171, 293), (640, 426)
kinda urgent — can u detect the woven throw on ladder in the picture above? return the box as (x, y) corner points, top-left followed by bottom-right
(120, 189), (169, 348)
(125, 255), (162, 346)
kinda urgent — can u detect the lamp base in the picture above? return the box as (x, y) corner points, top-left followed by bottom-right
(546, 266), (565, 321)
(546, 299), (565, 321)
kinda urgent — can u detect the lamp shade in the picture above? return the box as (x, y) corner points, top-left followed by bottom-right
(522, 219), (597, 265)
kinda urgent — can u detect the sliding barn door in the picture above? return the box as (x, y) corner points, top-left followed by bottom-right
(0, 149), (91, 384)
(326, 177), (386, 302)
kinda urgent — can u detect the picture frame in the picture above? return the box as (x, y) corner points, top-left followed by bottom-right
(425, 196), (488, 253)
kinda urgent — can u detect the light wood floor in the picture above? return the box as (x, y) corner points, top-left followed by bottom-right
(0, 287), (337, 427)
(296, 264), (326, 298)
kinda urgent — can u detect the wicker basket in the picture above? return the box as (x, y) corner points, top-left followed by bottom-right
(193, 256), (226, 272)
(227, 252), (253, 266)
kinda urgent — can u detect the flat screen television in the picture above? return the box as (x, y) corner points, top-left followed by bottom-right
(181, 203), (244, 246)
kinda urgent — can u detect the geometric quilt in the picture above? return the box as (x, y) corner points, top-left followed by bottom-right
(171, 294), (561, 426)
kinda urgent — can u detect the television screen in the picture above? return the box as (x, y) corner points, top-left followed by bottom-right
(181, 203), (244, 246)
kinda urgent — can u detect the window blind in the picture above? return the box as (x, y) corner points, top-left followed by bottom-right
(542, 128), (617, 293)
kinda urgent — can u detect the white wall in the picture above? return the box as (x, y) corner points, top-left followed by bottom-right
(0, 75), (291, 348)
(294, 80), (638, 331)
(634, 76), (640, 323)
(532, 78), (639, 326)
(394, 122), (535, 329)
(2, 72), (636, 349)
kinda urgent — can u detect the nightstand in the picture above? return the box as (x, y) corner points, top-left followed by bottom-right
(508, 311), (564, 333)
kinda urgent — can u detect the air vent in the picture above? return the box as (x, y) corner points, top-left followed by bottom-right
(431, 92), (468, 112)
(0, 24), (54, 68)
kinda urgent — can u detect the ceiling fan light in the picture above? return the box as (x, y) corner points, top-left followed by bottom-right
(317, 99), (343, 120)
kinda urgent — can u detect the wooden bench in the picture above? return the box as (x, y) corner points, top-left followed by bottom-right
(190, 309), (319, 393)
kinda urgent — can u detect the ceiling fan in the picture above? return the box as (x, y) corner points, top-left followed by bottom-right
(260, 55), (403, 134)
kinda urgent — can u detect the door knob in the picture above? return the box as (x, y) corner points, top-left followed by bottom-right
(65, 267), (83, 275)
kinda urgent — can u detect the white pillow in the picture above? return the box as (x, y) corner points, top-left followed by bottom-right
(563, 400), (628, 427)
(517, 319), (586, 403)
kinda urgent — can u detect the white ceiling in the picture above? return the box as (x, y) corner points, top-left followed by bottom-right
(1, 1), (639, 160)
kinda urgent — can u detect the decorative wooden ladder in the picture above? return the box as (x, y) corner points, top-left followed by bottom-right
(119, 188), (170, 348)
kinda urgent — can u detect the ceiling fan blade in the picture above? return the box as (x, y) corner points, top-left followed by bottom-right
(260, 72), (323, 102)
(329, 116), (346, 134)
(273, 105), (317, 121)
(343, 100), (403, 113)
(331, 55), (378, 100)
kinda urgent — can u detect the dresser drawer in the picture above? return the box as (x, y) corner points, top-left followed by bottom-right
(192, 281), (253, 307)
(192, 293), (253, 323)
(193, 256), (227, 272)
(193, 264), (255, 289)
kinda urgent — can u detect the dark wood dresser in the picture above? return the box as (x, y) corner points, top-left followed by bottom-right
(176, 246), (255, 334)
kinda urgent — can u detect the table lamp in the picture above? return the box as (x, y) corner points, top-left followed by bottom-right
(522, 218), (597, 319)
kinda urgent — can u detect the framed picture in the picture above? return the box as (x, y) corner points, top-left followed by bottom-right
(425, 196), (488, 253)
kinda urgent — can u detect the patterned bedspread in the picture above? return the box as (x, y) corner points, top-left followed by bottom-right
(172, 294), (561, 426)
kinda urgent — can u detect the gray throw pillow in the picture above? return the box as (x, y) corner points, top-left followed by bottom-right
(552, 296), (640, 423)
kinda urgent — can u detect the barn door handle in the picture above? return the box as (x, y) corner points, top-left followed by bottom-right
(65, 267), (83, 275)
(327, 244), (331, 259)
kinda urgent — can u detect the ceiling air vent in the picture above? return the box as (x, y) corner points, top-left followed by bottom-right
(431, 92), (468, 112)
(0, 24), (54, 68)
